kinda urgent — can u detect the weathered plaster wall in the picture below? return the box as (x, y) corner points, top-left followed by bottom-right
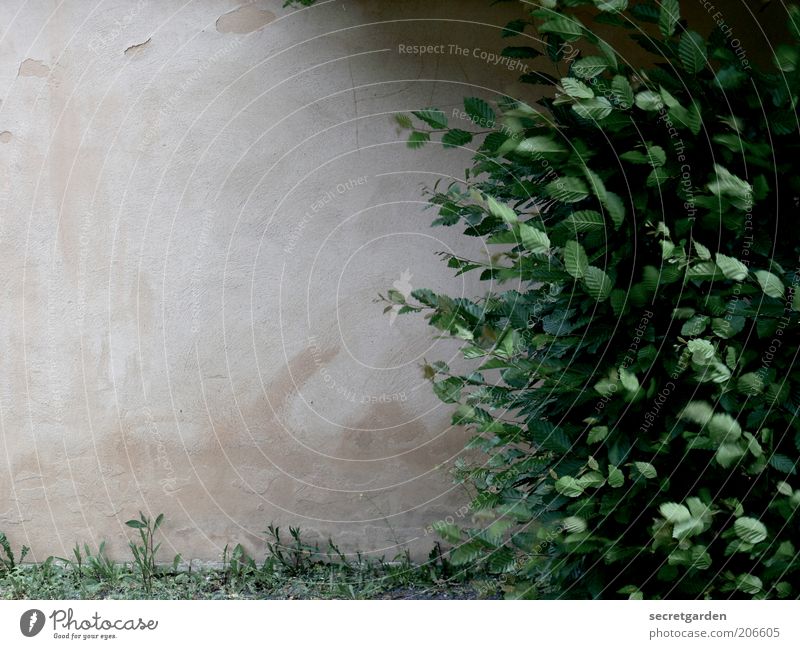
(0, 0), (783, 561)
(0, 0), (528, 561)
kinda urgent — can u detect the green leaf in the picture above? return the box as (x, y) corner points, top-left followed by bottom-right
(555, 476), (585, 497)
(407, 131), (430, 149)
(494, 329), (517, 358)
(716, 441), (745, 468)
(630, 4), (659, 22)
(775, 44), (798, 72)
(754, 270), (785, 298)
(588, 426), (609, 443)
(519, 223), (550, 254)
(646, 167), (670, 188)
(583, 167), (607, 202)
(486, 196), (518, 223)
(463, 97), (495, 127)
(711, 317), (745, 339)
(412, 108), (447, 129)
(611, 75), (634, 109)
(687, 339), (716, 365)
(502, 19), (527, 37)
(563, 240), (589, 278)
(561, 210), (605, 232)
(789, 5), (800, 39)
(692, 240), (711, 260)
(679, 401), (714, 425)
(608, 465), (624, 487)
(572, 56), (608, 80)
(561, 77), (594, 99)
(669, 499), (710, 540)
(672, 518), (706, 540)
(583, 266), (613, 301)
(659, 502), (691, 523)
(621, 145), (665, 167)
(620, 150), (649, 164)
(441, 129), (473, 148)
(737, 373), (764, 396)
(579, 471), (606, 488)
(659, 0), (680, 37)
(679, 31), (706, 73)
(708, 413), (742, 443)
(539, 16), (584, 42)
(769, 454), (797, 475)
(395, 113), (412, 129)
(635, 90), (664, 111)
(431, 522), (462, 544)
(598, 40), (618, 68)
(687, 260), (721, 281)
(708, 164), (753, 210)
(432, 377), (463, 403)
(715, 253), (749, 281)
(450, 541), (485, 566)
(572, 97), (613, 121)
(546, 177), (589, 203)
(594, 0), (628, 12)
(633, 461), (657, 479)
(594, 377), (617, 397)
(516, 136), (567, 155)
(619, 367), (639, 392)
(126, 520), (146, 529)
(603, 191), (625, 228)
(530, 421), (571, 453)
(734, 574), (763, 595)
(734, 517), (768, 544)
(714, 65), (747, 90)
(562, 516), (587, 533)
(681, 315), (709, 336)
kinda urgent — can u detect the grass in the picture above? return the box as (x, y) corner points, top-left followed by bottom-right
(0, 517), (499, 600)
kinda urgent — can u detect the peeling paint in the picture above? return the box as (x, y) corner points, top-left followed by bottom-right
(216, 5), (276, 34)
(123, 37), (152, 56)
(18, 58), (50, 77)
(0, 131), (11, 143)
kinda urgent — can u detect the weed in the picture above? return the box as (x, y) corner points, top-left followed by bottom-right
(0, 518), (484, 599)
(0, 532), (29, 573)
(222, 543), (257, 588)
(264, 525), (320, 575)
(125, 511), (164, 593)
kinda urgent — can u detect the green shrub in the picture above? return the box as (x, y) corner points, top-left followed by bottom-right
(396, 0), (800, 598)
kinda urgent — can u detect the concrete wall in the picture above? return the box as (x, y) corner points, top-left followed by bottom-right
(0, 0), (527, 561)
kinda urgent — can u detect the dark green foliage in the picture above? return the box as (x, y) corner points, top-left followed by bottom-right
(395, 1), (800, 598)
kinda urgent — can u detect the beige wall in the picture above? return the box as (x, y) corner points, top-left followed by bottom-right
(0, 0), (781, 562)
(0, 0), (526, 561)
